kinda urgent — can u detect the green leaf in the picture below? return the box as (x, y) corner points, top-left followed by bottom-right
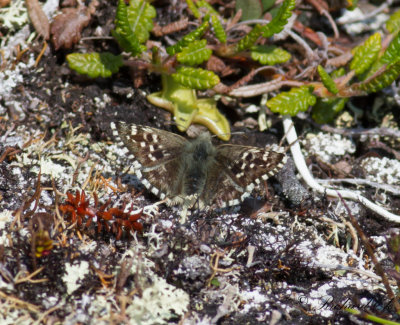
(262, 0), (276, 11)
(262, 0), (296, 38)
(266, 86), (316, 116)
(236, 0), (263, 21)
(312, 98), (348, 123)
(331, 67), (346, 79)
(127, 0), (156, 43)
(317, 65), (339, 94)
(210, 277), (220, 287)
(210, 14), (226, 43)
(356, 60), (400, 93)
(176, 39), (212, 66)
(380, 31), (400, 65)
(196, 0), (219, 16)
(172, 66), (220, 90)
(251, 45), (291, 65)
(235, 24), (263, 53)
(186, 0), (200, 19)
(386, 10), (400, 34)
(113, 0), (155, 56)
(166, 21), (209, 55)
(350, 33), (381, 76)
(67, 52), (123, 78)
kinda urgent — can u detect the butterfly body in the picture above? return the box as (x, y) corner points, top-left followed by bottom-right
(111, 122), (287, 209)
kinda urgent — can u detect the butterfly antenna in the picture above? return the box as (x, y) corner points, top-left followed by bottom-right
(210, 131), (245, 139)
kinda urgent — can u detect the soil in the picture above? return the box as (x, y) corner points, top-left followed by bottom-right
(1, 0), (400, 324)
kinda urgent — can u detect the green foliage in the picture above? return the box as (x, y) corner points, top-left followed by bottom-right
(262, 0), (296, 38)
(113, 0), (155, 56)
(176, 40), (212, 66)
(266, 86), (316, 116)
(386, 10), (400, 34)
(357, 60), (400, 93)
(196, 0), (219, 16)
(262, 0), (276, 11)
(317, 65), (338, 94)
(235, 24), (263, 53)
(350, 33), (381, 76)
(172, 66), (220, 90)
(380, 32), (400, 64)
(67, 52), (124, 78)
(210, 14), (226, 43)
(185, 0), (200, 19)
(236, 0), (263, 20)
(312, 98), (348, 124)
(251, 45), (291, 65)
(166, 21), (209, 55)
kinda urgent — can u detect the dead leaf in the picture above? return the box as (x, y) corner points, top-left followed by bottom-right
(50, 6), (91, 50)
(0, 0), (11, 8)
(25, 0), (50, 40)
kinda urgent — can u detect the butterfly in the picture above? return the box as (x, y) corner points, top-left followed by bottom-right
(111, 122), (287, 209)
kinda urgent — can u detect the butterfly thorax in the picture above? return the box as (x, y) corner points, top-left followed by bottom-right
(179, 133), (216, 197)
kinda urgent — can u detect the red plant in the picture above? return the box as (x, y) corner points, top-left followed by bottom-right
(59, 190), (143, 240)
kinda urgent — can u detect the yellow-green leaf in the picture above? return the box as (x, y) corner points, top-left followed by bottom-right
(266, 86), (316, 116)
(251, 45), (291, 65)
(67, 52), (123, 78)
(350, 33), (381, 76)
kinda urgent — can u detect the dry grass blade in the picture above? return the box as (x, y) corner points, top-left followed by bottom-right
(25, 0), (50, 40)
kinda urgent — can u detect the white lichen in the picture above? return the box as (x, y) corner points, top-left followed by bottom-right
(361, 157), (400, 185)
(63, 261), (90, 295)
(303, 132), (355, 163)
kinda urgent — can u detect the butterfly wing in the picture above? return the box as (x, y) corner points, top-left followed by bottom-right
(201, 144), (287, 208)
(111, 122), (187, 200)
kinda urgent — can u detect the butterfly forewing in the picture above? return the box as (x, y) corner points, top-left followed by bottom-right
(111, 122), (188, 199)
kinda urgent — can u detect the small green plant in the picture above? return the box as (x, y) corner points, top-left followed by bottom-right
(67, 0), (295, 139)
(66, 0), (400, 132)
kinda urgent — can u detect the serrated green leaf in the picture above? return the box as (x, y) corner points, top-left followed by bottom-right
(386, 10), (400, 34)
(350, 33), (381, 76)
(331, 67), (346, 79)
(251, 45), (291, 65)
(111, 29), (142, 56)
(67, 52), (123, 78)
(113, 0), (155, 56)
(312, 97), (348, 123)
(266, 86), (316, 116)
(357, 60), (400, 93)
(186, 0), (200, 18)
(167, 21), (209, 55)
(262, 0), (296, 38)
(126, 0), (156, 43)
(113, 0), (141, 55)
(196, 0), (219, 16)
(172, 66), (220, 90)
(381, 32), (400, 65)
(176, 40), (212, 66)
(235, 24), (263, 53)
(317, 65), (339, 94)
(210, 14), (226, 43)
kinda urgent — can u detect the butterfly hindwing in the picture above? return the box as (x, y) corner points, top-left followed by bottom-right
(202, 144), (287, 207)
